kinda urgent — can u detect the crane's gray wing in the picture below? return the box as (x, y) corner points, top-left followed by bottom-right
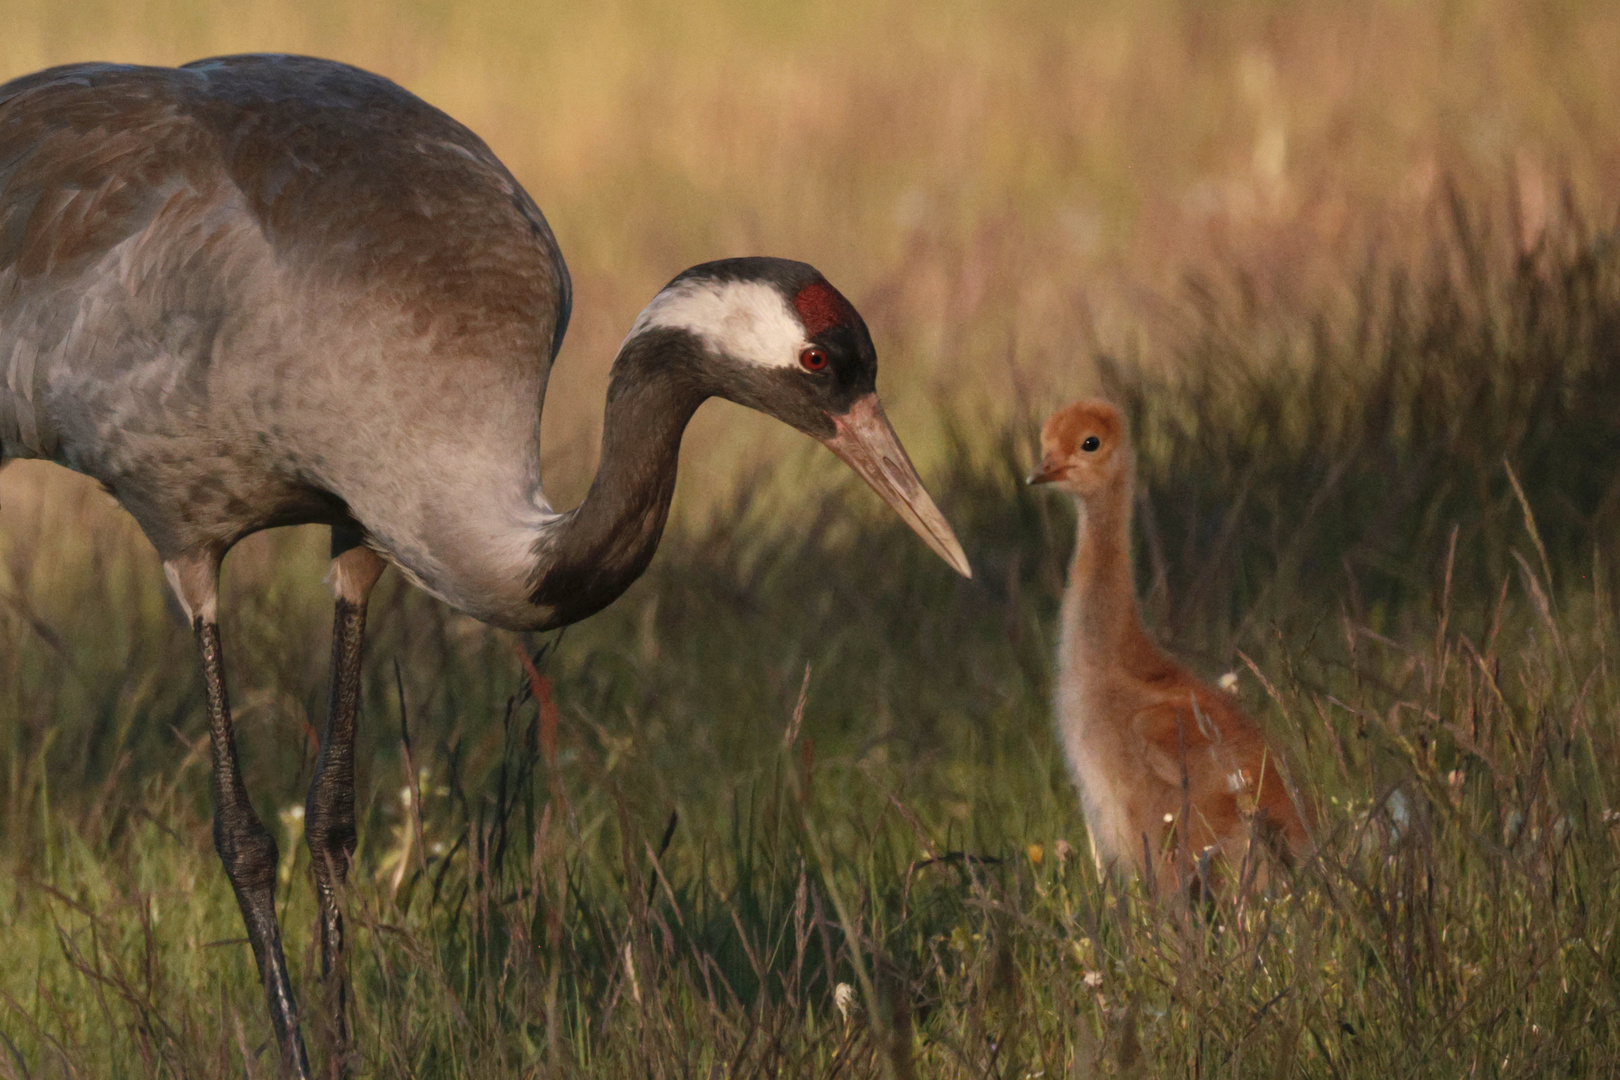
(178, 54), (572, 394)
(2, 57), (571, 572)
(1, 56), (571, 415)
(1, 63), (219, 461)
(0, 64), (205, 285)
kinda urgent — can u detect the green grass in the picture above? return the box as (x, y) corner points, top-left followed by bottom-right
(2, 194), (1619, 1077)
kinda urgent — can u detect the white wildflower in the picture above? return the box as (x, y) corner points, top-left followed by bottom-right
(834, 982), (857, 1023)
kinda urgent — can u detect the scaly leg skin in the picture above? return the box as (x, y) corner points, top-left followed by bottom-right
(169, 553), (311, 1080)
(304, 532), (385, 1078)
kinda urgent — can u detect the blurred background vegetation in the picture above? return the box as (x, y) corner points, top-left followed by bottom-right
(2, 1), (1619, 1076)
(6, 0), (1620, 498)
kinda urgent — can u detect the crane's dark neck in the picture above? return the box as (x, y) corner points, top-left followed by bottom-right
(527, 333), (707, 626)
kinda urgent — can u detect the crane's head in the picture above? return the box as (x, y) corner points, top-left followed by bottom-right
(625, 257), (971, 578)
(1026, 399), (1130, 498)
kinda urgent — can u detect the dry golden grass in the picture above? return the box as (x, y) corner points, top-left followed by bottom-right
(6, 0), (1618, 766)
(4, 0), (1620, 513)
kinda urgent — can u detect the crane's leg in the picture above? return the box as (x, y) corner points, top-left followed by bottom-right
(166, 553), (311, 1080)
(304, 531), (385, 1076)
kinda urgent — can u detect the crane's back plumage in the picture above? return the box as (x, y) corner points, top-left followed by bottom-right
(0, 55), (571, 620)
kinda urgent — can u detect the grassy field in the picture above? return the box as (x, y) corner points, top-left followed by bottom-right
(4, 1), (1620, 1076)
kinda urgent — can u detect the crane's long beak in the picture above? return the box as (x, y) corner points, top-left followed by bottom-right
(819, 395), (972, 578)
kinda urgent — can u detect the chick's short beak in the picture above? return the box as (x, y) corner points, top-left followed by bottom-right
(819, 395), (972, 578)
(1026, 459), (1067, 485)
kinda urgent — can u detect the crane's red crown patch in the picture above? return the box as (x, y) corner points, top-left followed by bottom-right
(792, 281), (855, 337)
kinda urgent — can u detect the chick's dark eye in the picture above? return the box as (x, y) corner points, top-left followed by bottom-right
(800, 347), (829, 372)
(1082, 436), (1101, 452)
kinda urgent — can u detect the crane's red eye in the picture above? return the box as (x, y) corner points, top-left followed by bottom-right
(800, 347), (829, 371)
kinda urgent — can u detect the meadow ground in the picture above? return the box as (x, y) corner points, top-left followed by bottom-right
(3, 2), (1620, 1076)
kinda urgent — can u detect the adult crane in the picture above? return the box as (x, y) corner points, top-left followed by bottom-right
(0, 54), (971, 1077)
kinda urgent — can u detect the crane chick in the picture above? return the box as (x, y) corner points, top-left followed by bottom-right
(1029, 399), (1307, 893)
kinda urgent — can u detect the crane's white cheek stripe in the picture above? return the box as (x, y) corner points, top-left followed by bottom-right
(628, 279), (806, 369)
